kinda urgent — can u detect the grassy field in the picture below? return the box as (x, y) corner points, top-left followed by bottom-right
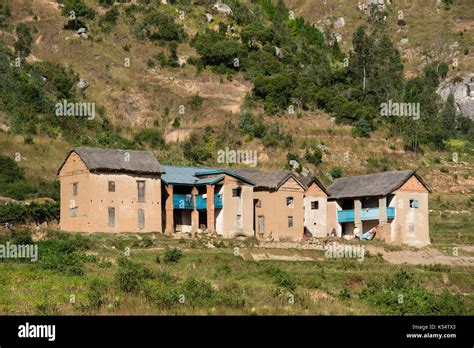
(0, 221), (472, 316)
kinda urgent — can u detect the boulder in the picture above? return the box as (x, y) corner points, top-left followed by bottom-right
(77, 78), (90, 90)
(334, 17), (345, 28)
(213, 3), (232, 15)
(205, 13), (213, 22)
(437, 75), (474, 119)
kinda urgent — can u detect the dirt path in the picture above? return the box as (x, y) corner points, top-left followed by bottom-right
(364, 245), (474, 266)
(244, 242), (474, 266)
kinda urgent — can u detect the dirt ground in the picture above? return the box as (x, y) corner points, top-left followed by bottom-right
(241, 241), (474, 266)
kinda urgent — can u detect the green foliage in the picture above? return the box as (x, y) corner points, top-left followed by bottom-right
(191, 29), (243, 70)
(366, 156), (391, 173)
(37, 233), (92, 276)
(134, 11), (185, 42)
(440, 93), (456, 138)
(330, 167), (343, 179)
(81, 278), (109, 311)
(99, 6), (119, 32)
(188, 95), (204, 110)
(262, 123), (293, 148)
(182, 129), (215, 163)
(352, 117), (373, 138)
(14, 23), (33, 58)
(115, 257), (154, 293)
(361, 270), (466, 315)
(59, 0), (96, 20)
(338, 288), (351, 300)
(238, 110), (266, 138)
(0, 202), (59, 224)
(0, 4), (11, 29)
(163, 247), (183, 263)
(172, 117), (181, 129)
(0, 154), (25, 184)
(265, 265), (297, 291)
(305, 147), (322, 166)
(134, 128), (165, 149)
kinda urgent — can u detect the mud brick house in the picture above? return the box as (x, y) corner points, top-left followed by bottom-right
(58, 147), (431, 247)
(57, 147), (165, 233)
(161, 166), (255, 237)
(327, 170), (432, 247)
(233, 169), (306, 241)
(298, 176), (330, 238)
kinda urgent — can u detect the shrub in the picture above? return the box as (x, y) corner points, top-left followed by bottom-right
(330, 167), (343, 179)
(163, 247), (183, 263)
(305, 147), (322, 166)
(115, 257), (154, 293)
(360, 270), (466, 315)
(39, 250), (85, 276)
(142, 280), (181, 309)
(188, 95), (204, 110)
(82, 278), (109, 311)
(134, 128), (165, 149)
(0, 154), (25, 183)
(134, 11), (185, 42)
(265, 265), (297, 291)
(338, 288), (351, 300)
(37, 234), (91, 275)
(172, 117), (181, 129)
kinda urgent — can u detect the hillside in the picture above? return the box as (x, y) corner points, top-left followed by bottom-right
(0, 0), (472, 202)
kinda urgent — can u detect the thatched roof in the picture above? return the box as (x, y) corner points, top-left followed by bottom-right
(232, 169), (305, 191)
(328, 170), (431, 199)
(58, 147), (165, 175)
(298, 176), (329, 195)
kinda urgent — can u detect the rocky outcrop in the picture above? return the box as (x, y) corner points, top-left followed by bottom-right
(437, 75), (474, 119)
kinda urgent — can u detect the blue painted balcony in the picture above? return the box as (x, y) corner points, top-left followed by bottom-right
(214, 194), (223, 209)
(173, 194), (223, 210)
(337, 207), (395, 223)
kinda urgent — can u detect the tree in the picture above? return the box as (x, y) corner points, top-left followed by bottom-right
(0, 155), (25, 184)
(14, 23), (33, 58)
(135, 12), (185, 42)
(191, 29), (243, 68)
(440, 93), (457, 138)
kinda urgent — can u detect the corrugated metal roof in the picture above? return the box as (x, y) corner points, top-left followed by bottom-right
(161, 166), (224, 186)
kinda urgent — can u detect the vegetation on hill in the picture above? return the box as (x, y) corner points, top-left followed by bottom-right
(0, 0), (472, 201)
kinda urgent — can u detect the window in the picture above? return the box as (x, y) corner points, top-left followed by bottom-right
(236, 214), (242, 229)
(72, 182), (78, 196)
(409, 199), (419, 208)
(258, 216), (265, 234)
(108, 207), (115, 227)
(137, 181), (145, 202)
(108, 181), (115, 192)
(288, 216), (293, 228)
(70, 207), (77, 217)
(311, 201), (319, 210)
(286, 197), (294, 208)
(232, 187), (241, 197)
(138, 209), (145, 229)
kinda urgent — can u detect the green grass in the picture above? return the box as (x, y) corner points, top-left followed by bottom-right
(0, 228), (472, 315)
